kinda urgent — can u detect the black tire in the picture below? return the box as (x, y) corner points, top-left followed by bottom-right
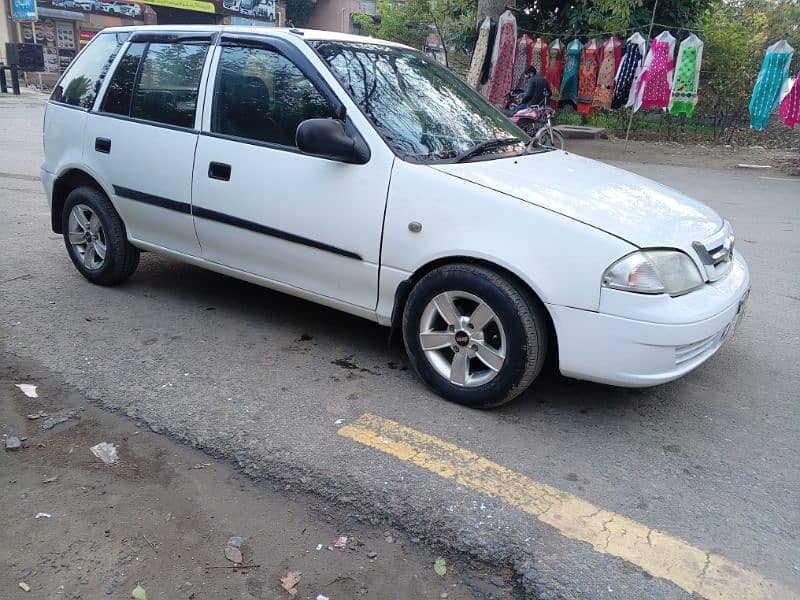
(62, 186), (140, 285)
(402, 263), (549, 408)
(535, 128), (565, 150)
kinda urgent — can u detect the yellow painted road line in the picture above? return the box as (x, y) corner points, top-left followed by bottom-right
(339, 413), (797, 600)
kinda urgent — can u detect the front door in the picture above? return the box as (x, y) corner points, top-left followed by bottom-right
(191, 39), (393, 310)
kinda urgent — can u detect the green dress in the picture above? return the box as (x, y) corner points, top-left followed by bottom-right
(669, 34), (704, 117)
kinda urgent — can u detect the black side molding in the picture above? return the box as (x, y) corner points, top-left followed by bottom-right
(113, 185), (191, 214)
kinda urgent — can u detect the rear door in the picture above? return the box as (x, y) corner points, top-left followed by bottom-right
(83, 31), (214, 256)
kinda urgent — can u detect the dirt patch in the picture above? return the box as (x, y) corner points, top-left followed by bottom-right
(567, 136), (800, 176)
(1, 355), (517, 599)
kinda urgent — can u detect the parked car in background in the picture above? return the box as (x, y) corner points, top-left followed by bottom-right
(42, 27), (750, 408)
(73, 0), (102, 10)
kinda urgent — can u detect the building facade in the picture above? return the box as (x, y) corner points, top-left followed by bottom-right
(1, 0), (285, 86)
(306, 0), (374, 35)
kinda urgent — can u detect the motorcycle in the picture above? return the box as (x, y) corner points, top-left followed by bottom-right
(504, 89), (565, 150)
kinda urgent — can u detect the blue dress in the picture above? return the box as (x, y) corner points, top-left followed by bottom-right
(559, 39), (583, 108)
(749, 41), (795, 130)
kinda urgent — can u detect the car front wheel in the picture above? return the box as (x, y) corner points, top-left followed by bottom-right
(402, 263), (549, 408)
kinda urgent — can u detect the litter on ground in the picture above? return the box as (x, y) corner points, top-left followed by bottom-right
(90, 442), (119, 464)
(15, 384), (38, 398)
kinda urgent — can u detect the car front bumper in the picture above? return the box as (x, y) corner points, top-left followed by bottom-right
(548, 252), (750, 387)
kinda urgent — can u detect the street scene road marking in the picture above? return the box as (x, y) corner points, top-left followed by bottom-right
(339, 413), (797, 600)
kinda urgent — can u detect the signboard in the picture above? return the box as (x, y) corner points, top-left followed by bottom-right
(31, 0), (276, 23)
(11, 0), (38, 21)
(79, 29), (98, 46)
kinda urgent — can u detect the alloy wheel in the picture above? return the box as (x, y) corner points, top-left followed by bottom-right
(418, 290), (507, 387)
(67, 204), (107, 271)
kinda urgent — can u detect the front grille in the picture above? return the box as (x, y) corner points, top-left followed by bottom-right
(675, 326), (729, 365)
(692, 221), (735, 282)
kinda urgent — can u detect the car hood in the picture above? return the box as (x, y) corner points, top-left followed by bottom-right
(431, 150), (722, 248)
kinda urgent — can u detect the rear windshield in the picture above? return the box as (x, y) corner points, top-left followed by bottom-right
(52, 32), (129, 109)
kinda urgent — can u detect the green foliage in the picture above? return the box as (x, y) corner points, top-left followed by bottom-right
(368, 0), (476, 67)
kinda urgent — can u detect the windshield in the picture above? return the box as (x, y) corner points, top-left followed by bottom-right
(310, 41), (528, 162)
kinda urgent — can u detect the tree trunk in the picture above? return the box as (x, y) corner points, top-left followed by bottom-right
(477, 0), (512, 25)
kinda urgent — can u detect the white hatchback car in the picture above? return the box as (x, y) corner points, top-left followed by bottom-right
(42, 26), (750, 408)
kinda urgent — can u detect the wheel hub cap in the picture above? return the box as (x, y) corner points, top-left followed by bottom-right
(418, 290), (507, 388)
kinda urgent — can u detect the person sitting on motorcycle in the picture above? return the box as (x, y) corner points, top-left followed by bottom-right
(510, 66), (551, 114)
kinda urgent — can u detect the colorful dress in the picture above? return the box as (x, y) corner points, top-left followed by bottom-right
(544, 39), (564, 105)
(532, 37), (548, 75)
(559, 39), (582, 109)
(612, 32), (646, 109)
(513, 34), (533, 89)
(467, 18), (492, 90)
(577, 39), (599, 114)
(486, 10), (518, 105)
(749, 40), (795, 130)
(779, 74), (800, 128)
(633, 31), (676, 112)
(669, 34), (704, 117)
(592, 36), (621, 111)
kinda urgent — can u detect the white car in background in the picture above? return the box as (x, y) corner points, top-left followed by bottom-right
(41, 27), (750, 408)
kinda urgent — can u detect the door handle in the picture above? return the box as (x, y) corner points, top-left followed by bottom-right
(95, 137), (111, 154)
(208, 162), (231, 181)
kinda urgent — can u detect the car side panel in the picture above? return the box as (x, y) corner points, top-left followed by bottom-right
(379, 159), (635, 318)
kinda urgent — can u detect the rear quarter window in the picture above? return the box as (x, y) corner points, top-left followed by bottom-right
(52, 32), (129, 109)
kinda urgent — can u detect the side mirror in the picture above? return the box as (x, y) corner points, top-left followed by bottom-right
(296, 118), (370, 164)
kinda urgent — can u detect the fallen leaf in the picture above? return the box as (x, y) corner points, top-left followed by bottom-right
(280, 571), (301, 596)
(434, 557), (447, 577)
(223, 545), (242, 564)
(131, 583), (147, 600)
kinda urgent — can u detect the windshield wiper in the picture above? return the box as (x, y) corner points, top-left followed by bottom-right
(455, 138), (522, 163)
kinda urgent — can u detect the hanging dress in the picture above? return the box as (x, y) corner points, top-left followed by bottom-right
(779, 74), (800, 128)
(559, 39), (583, 109)
(612, 32), (646, 109)
(577, 39), (600, 114)
(479, 20), (498, 86)
(513, 34), (534, 89)
(633, 31), (676, 112)
(749, 40), (795, 130)
(544, 39), (564, 106)
(592, 36), (621, 111)
(467, 18), (492, 90)
(486, 10), (518, 105)
(669, 34), (704, 117)
(532, 37), (548, 75)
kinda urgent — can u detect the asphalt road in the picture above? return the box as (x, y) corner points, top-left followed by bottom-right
(2, 92), (798, 599)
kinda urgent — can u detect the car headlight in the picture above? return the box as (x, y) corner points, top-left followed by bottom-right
(602, 250), (705, 297)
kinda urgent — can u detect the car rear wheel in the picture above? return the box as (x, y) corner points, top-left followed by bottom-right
(62, 186), (140, 286)
(402, 263), (549, 408)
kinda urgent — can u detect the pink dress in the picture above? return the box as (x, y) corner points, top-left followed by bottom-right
(638, 40), (674, 109)
(486, 11), (518, 105)
(779, 75), (800, 128)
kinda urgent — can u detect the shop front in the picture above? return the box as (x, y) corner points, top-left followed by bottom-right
(7, 0), (282, 87)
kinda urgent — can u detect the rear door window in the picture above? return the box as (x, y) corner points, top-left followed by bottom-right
(100, 42), (145, 116)
(131, 42), (209, 128)
(51, 32), (128, 109)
